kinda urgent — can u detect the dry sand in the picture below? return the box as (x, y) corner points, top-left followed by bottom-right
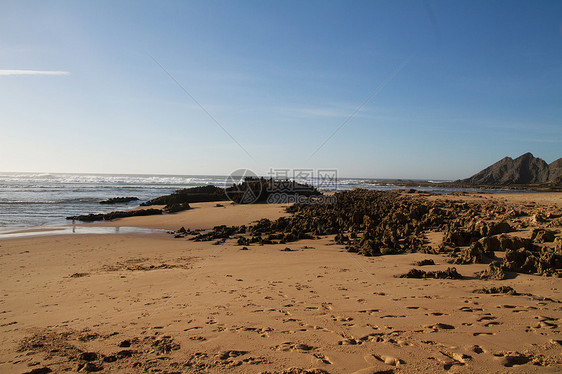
(1, 193), (561, 373)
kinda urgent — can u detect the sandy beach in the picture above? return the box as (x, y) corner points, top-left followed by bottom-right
(1, 193), (561, 373)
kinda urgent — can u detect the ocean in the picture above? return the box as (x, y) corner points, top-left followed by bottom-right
(0, 172), (507, 233)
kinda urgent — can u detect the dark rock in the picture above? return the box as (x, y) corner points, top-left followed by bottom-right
(454, 241), (495, 264)
(498, 235), (533, 251)
(478, 261), (507, 280)
(460, 152), (551, 185)
(25, 368), (52, 374)
(116, 349), (134, 358)
(141, 185), (227, 206)
(100, 197), (139, 204)
(501, 353), (531, 367)
(443, 229), (473, 246)
(473, 286), (517, 295)
(531, 229), (556, 243)
(487, 221), (513, 235)
(191, 225), (239, 242)
(118, 339), (131, 347)
(67, 208), (162, 222)
(415, 259), (435, 266)
(79, 352), (98, 361)
(479, 236), (501, 252)
(399, 267), (463, 279)
(163, 202), (191, 213)
(549, 158), (562, 183)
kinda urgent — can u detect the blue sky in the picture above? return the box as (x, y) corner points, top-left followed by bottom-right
(0, 0), (560, 179)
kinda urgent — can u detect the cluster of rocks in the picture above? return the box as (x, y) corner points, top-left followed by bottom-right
(99, 197), (139, 204)
(141, 179), (321, 207)
(141, 185), (227, 206)
(67, 208), (163, 222)
(69, 193), (200, 222)
(399, 267), (463, 279)
(415, 259), (436, 266)
(181, 218), (315, 246)
(170, 189), (561, 278)
(71, 179), (323, 223)
(472, 286), (518, 295)
(226, 177), (322, 204)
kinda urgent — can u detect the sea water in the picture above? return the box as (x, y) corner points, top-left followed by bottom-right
(0, 173), (226, 232)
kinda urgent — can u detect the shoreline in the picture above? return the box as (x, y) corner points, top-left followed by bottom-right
(1, 191), (561, 373)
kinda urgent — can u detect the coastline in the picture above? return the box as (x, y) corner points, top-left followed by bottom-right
(1, 192), (561, 373)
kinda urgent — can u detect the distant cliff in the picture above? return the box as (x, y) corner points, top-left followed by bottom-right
(460, 153), (562, 186)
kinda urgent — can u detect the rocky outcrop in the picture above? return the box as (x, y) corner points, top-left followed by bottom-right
(168, 189), (561, 278)
(99, 197), (139, 204)
(142, 185), (227, 206)
(67, 208), (163, 222)
(142, 180), (322, 206)
(460, 153), (553, 185)
(225, 178), (322, 204)
(399, 267), (463, 279)
(549, 158), (562, 184)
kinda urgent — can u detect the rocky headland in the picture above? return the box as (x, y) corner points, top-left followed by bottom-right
(368, 153), (562, 191)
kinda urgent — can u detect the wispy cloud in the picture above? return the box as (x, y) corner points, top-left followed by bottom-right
(0, 70), (70, 76)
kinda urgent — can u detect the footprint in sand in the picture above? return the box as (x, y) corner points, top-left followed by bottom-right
(216, 350), (249, 360)
(371, 353), (404, 367)
(476, 315), (496, 322)
(425, 323), (455, 332)
(471, 345), (484, 354)
(273, 342), (316, 352)
(425, 312), (446, 316)
(459, 306), (482, 312)
(313, 352), (333, 365)
(493, 352), (532, 367)
(433, 350), (471, 370)
(331, 315), (354, 322)
(533, 315), (559, 329)
(358, 309), (380, 315)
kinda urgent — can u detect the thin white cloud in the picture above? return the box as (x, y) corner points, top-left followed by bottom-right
(0, 70), (70, 76)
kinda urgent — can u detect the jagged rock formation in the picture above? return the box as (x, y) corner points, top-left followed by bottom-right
(141, 180), (321, 206)
(549, 158), (562, 184)
(67, 208), (164, 222)
(460, 153), (561, 185)
(141, 185), (227, 206)
(171, 189), (562, 278)
(100, 197), (139, 204)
